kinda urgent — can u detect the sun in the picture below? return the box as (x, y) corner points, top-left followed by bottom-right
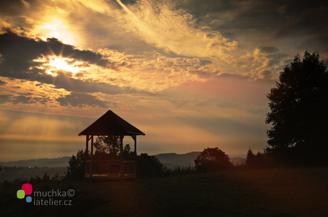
(48, 56), (80, 73)
(34, 55), (89, 76)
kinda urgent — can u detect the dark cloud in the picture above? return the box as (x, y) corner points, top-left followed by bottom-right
(259, 46), (280, 54)
(12, 95), (34, 104)
(0, 93), (50, 104)
(176, 0), (236, 18)
(180, 0), (328, 57)
(116, 0), (137, 5)
(57, 92), (107, 108)
(190, 0), (328, 33)
(0, 94), (10, 103)
(0, 0), (36, 15)
(12, 95), (49, 104)
(0, 31), (108, 77)
(0, 79), (5, 85)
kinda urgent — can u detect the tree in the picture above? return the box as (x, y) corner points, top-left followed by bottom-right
(246, 149), (256, 166)
(195, 147), (232, 172)
(136, 154), (164, 177)
(66, 150), (86, 180)
(266, 52), (328, 164)
(245, 149), (276, 168)
(93, 136), (135, 160)
(94, 136), (121, 158)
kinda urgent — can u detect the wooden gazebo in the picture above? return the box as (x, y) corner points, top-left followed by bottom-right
(79, 110), (145, 179)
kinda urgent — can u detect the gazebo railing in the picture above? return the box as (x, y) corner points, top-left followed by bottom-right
(85, 159), (136, 179)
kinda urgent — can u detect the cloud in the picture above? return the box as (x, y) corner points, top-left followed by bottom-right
(57, 92), (107, 107)
(115, 0), (238, 64)
(0, 0), (293, 80)
(0, 94), (10, 103)
(259, 46), (280, 54)
(0, 31), (141, 102)
(0, 31), (201, 94)
(0, 93), (49, 104)
(191, 0), (328, 57)
(0, 0), (33, 16)
(77, 0), (284, 79)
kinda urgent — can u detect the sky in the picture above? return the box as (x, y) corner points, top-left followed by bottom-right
(0, 0), (327, 161)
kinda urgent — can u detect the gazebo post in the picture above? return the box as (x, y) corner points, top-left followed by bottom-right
(119, 135), (124, 155)
(132, 135), (137, 156)
(90, 135), (94, 177)
(85, 135), (89, 155)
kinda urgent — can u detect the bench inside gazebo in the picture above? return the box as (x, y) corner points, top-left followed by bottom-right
(79, 110), (145, 180)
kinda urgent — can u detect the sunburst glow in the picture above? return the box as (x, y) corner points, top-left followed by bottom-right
(34, 55), (89, 76)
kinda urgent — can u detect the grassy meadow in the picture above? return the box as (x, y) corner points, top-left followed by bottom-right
(1, 167), (328, 217)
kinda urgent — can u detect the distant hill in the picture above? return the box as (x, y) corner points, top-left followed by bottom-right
(155, 152), (200, 169)
(0, 157), (71, 168)
(0, 152), (245, 169)
(155, 152), (245, 168)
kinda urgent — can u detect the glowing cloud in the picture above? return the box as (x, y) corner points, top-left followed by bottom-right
(115, 0), (238, 64)
(34, 19), (76, 45)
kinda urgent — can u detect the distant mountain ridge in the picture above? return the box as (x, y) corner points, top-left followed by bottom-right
(155, 152), (200, 169)
(0, 157), (71, 168)
(0, 152), (245, 168)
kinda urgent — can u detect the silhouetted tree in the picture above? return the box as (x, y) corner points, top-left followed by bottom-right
(195, 147), (233, 172)
(136, 154), (164, 177)
(266, 52), (328, 164)
(246, 149), (256, 166)
(245, 149), (277, 168)
(66, 150), (86, 180)
(93, 136), (134, 160)
(94, 136), (121, 158)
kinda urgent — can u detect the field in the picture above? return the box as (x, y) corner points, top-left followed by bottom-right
(1, 168), (328, 217)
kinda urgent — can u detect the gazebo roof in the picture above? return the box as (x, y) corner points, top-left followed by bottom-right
(79, 110), (145, 136)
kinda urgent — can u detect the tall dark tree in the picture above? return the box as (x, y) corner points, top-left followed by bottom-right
(266, 52), (328, 164)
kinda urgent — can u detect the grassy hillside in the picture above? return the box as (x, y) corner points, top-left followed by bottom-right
(1, 168), (328, 217)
